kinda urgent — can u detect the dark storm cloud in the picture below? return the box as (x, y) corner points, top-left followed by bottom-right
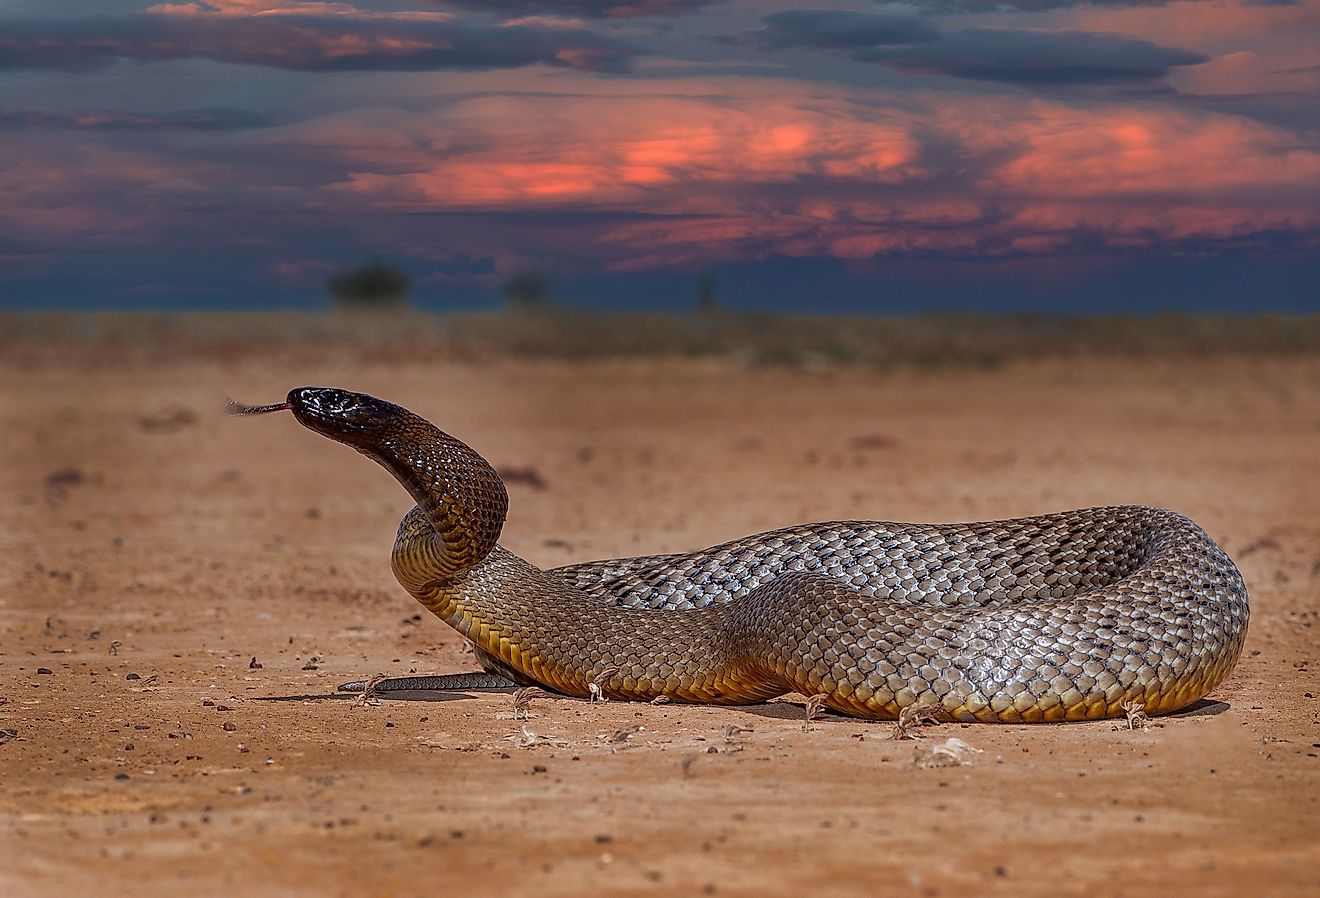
(0, 108), (273, 131)
(891, 0), (1189, 12)
(756, 9), (940, 49)
(752, 11), (1205, 86)
(0, 13), (634, 73)
(431, 0), (722, 17)
(856, 28), (1207, 84)
(893, 0), (1298, 11)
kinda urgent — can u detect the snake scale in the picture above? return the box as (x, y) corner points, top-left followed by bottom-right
(237, 386), (1249, 723)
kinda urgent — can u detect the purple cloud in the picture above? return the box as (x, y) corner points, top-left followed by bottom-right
(0, 11), (634, 73)
(429, 0), (722, 17)
(0, 108), (273, 130)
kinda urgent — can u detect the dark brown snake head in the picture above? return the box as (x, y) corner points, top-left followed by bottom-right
(232, 385), (509, 575)
(230, 386), (420, 449)
(283, 386), (412, 449)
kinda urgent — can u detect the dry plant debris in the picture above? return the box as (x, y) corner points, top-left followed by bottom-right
(915, 737), (983, 768)
(722, 723), (751, 743)
(890, 703), (944, 740)
(1115, 700), (1158, 731)
(605, 723), (644, 746)
(511, 687), (548, 720)
(357, 673), (389, 706)
(589, 666), (620, 703)
(803, 693), (830, 730)
(513, 726), (569, 749)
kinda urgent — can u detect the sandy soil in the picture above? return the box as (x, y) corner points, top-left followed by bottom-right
(2, 347), (1318, 897)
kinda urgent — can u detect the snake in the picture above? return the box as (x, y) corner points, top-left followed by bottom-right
(233, 386), (1249, 723)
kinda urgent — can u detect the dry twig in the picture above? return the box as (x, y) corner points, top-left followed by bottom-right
(358, 673), (388, 706)
(1118, 700), (1152, 731)
(890, 703), (944, 740)
(605, 723), (644, 746)
(589, 666), (620, 703)
(803, 693), (830, 730)
(512, 687), (548, 720)
(722, 723), (751, 743)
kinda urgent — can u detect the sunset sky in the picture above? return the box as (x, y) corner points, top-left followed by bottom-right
(2, 0), (1318, 312)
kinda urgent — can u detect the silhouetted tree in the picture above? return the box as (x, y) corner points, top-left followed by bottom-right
(697, 271), (718, 313)
(503, 269), (550, 310)
(328, 261), (410, 309)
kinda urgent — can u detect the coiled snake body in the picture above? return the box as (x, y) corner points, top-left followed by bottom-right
(240, 387), (1248, 723)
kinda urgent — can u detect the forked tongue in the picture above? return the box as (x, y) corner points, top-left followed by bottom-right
(225, 398), (292, 416)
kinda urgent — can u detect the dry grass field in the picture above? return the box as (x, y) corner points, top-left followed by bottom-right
(2, 313), (1318, 897)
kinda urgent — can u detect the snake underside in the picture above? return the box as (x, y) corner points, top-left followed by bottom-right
(277, 387), (1250, 723)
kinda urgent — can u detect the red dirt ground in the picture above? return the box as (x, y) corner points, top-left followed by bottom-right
(3, 349), (1318, 897)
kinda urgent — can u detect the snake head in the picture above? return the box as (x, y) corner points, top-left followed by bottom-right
(286, 386), (405, 447)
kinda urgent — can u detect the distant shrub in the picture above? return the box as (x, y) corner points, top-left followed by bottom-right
(697, 271), (718, 312)
(328, 261), (411, 309)
(503, 270), (550, 311)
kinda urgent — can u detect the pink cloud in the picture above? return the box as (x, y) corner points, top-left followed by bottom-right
(969, 101), (1320, 197)
(1049, 0), (1320, 96)
(326, 93), (923, 211)
(147, 1), (454, 20)
(301, 86), (1319, 265)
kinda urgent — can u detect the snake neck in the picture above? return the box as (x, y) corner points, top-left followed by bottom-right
(391, 508), (595, 695)
(356, 416), (508, 581)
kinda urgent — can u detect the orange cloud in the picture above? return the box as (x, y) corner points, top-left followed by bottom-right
(328, 93), (923, 211)
(972, 101), (1320, 197)
(147, 0), (454, 20)
(6, 66), (1317, 274)
(308, 85), (1319, 265)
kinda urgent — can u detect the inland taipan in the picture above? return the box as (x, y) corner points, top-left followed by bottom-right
(232, 386), (1249, 723)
